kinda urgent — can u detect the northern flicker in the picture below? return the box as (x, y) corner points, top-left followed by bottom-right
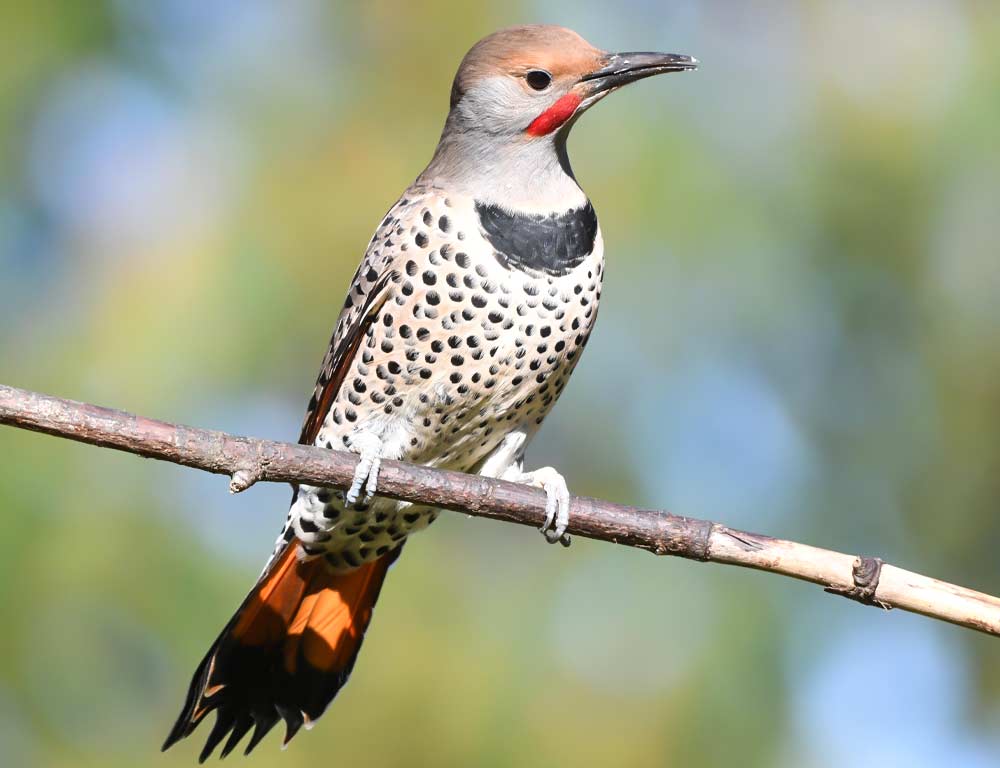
(163, 25), (695, 760)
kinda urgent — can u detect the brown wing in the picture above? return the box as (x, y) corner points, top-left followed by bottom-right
(298, 269), (396, 446)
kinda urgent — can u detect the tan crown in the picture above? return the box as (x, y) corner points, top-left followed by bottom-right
(450, 25), (604, 106)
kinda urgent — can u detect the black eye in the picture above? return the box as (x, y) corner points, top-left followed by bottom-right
(526, 70), (552, 91)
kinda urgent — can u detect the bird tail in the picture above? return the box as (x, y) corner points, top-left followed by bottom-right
(162, 544), (402, 761)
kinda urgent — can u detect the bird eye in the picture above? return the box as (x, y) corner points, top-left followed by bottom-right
(525, 70), (552, 91)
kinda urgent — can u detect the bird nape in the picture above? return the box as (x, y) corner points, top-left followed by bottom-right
(163, 23), (695, 760)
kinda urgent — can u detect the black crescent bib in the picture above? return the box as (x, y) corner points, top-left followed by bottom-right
(475, 201), (598, 277)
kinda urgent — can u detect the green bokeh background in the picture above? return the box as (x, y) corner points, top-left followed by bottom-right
(2, 2), (999, 766)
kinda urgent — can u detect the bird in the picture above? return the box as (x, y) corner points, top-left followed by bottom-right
(162, 24), (696, 761)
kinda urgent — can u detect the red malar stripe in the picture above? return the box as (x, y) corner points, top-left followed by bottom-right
(526, 93), (583, 136)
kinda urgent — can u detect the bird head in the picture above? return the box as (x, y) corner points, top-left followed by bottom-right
(447, 25), (696, 140)
(424, 25), (696, 207)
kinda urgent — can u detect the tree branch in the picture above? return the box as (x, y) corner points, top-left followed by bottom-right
(2, 382), (998, 637)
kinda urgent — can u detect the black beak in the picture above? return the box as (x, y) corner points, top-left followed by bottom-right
(581, 51), (698, 93)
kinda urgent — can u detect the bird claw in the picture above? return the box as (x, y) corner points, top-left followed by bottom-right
(344, 432), (383, 508)
(518, 466), (571, 546)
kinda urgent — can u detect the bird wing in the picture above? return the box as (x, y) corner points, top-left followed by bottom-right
(298, 267), (397, 446)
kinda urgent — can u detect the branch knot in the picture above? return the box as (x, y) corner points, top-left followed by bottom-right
(826, 555), (890, 609)
(230, 460), (269, 494)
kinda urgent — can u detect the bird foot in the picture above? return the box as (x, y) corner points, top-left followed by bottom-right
(344, 431), (384, 507)
(514, 466), (571, 546)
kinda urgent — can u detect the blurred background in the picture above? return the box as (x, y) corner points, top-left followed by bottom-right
(2, 1), (999, 766)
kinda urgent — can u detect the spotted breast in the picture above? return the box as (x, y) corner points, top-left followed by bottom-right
(284, 185), (604, 571)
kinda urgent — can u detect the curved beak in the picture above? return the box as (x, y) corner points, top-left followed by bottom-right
(581, 51), (698, 94)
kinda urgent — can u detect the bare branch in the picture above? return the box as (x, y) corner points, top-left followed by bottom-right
(2, 382), (998, 637)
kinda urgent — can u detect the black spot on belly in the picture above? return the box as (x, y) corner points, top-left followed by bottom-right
(475, 201), (597, 277)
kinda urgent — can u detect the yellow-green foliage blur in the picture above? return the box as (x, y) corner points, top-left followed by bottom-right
(2, 2), (999, 767)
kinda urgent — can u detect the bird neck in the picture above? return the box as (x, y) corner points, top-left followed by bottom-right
(418, 124), (589, 215)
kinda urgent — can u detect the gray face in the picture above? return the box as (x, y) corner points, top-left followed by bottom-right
(451, 74), (563, 137)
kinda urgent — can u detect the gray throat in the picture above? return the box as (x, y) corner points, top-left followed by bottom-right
(418, 116), (588, 214)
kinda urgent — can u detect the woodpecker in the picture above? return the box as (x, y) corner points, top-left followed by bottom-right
(163, 25), (695, 761)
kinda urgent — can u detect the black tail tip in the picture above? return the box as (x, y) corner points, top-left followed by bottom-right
(162, 704), (284, 761)
(161, 722), (188, 753)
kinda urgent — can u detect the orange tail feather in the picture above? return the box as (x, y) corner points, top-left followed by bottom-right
(163, 544), (402, 761)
